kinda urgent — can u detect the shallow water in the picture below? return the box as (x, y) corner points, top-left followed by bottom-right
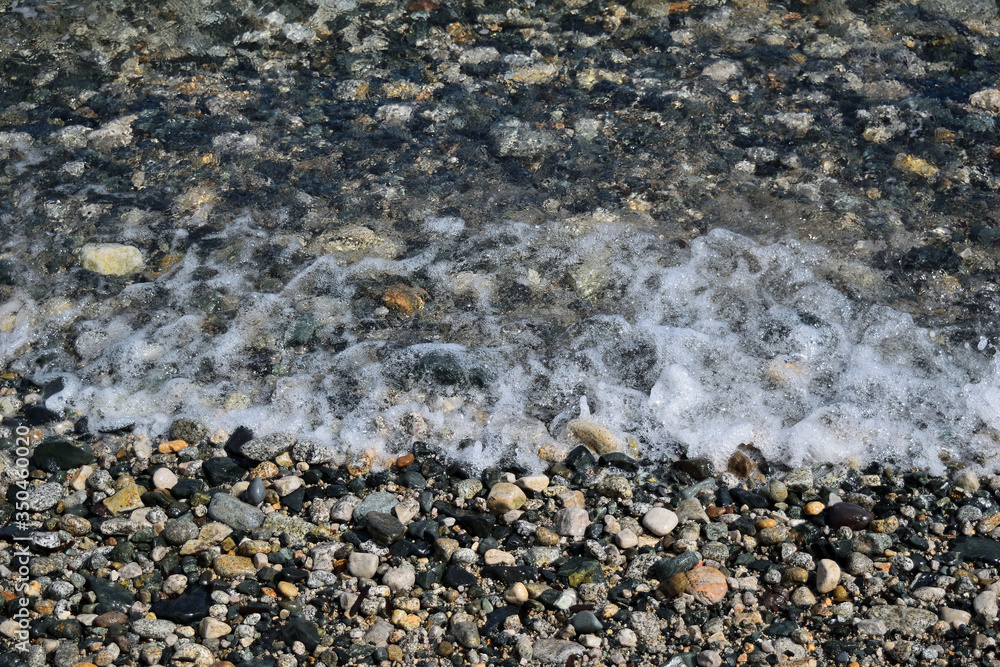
(4, 212), (999, 474)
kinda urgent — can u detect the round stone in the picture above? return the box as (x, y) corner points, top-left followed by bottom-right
(804, 501), (825, 516)
(686, 566), (728, 604)
(641, 508), (679, 536)
(152, 468), (178, 490)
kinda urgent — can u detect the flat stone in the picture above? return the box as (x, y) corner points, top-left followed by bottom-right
(355, 492), (398, 520)
(213, 555), (256, 578)
(208, 493), (264, 531)
(642, 507), (679, 536)
(102, 484), (143, 514)
(674, 498), (709, 523)
(171, 643), (213, 667)
(202, 457), (244, 486)
(366, 511), (405, 546)
(32, 440), (95, 471)
(533, 638), (585, 664)
(239, 432), (297, 461)
(866, 606), (938, 635)
(169, 418), (208, 443)
(80, 243), (143, 275)
(26, 483), (62, 511)
(951, 536), (1000, 564)
(132, 618), (176, 640)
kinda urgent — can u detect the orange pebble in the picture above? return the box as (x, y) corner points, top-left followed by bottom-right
(158, 440), (188, 454)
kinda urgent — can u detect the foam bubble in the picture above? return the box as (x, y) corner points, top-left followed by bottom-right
(3, 218), (998, 473)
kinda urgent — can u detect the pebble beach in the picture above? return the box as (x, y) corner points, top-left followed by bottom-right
(4, 0), (1000, 664)
(6, 395), (1000, 667)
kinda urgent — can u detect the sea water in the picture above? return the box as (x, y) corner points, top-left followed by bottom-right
(2, 213), (999, 474)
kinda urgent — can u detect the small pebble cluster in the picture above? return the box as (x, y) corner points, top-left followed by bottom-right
(5, 379), (1000, 667)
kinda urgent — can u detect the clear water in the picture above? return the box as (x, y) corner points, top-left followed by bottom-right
(3, 214), (999, 473)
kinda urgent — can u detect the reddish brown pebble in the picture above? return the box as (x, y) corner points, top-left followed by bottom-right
(396, 454), (415, 468)
(727, 450), (757, 478)
(828, 502), (874, 530)
(686, 566), (728, 604)
(94, 611), (128, 628)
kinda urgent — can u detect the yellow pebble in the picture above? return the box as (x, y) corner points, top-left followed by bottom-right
(756, 518), (777, 530)
(804, 501), (825, 516)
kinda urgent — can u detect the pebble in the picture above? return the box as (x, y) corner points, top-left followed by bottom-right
(828, 502), (874, 530)
(975, 590), (999, 622)
(152, 467), (178, 489)
(213, 555), (257, 578)
(239, 432), (297, 461)
(486, 482), (527, 514)
(533, 638), (585, 664)
(208, 493), (265, 531)
(641, 507), (679, 536)
(815, 559), (841, 594)
(349, 552), (380, 579)
(272, 475), (303, 496)
(383, 564), (415, 593)
(133, 618), (177, 640)
(199, 618), (232, 639)
(80, 243), (143, 275)
(553, 507), (590, 537)
(686, 566), (728, 604)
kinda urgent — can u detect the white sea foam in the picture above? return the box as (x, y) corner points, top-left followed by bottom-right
(2, 216), (998, 473)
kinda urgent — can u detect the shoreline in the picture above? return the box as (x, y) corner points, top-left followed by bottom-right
(3, 384), (1000, 667)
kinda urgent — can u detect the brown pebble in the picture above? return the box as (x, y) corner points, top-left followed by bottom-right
(661, 572), (689, 596)
(832, 585), (849, 602)
(535, 526), (560, 546)
(705, 505), (731, 519)
(756, 518), (777, 530)
(727, 449), (758, 478)
(94, 612), (128, 628)
(396, 453), (415, 468)
(783, 567), (809, 584)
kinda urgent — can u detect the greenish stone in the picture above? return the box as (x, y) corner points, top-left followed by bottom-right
(557, 557), (605, 587)
(703, 523), (728, 542)
(649, 551), (700, 581)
